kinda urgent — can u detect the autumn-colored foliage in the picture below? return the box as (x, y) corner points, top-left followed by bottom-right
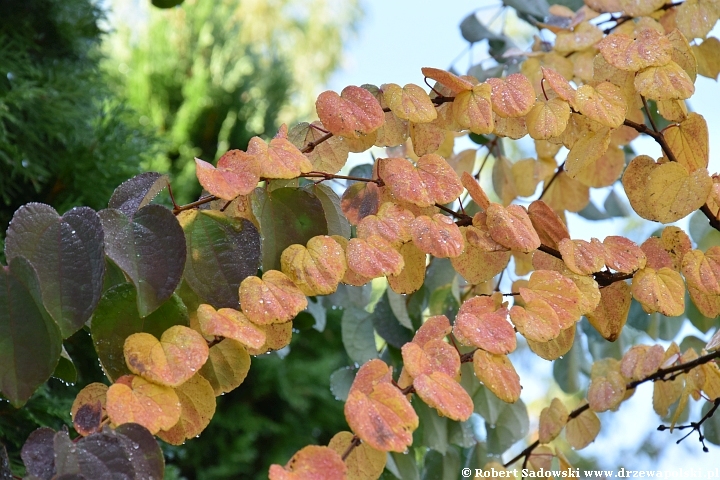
(6, 1), (720, 478)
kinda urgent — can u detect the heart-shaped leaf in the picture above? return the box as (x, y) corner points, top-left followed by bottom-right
(106, 375), (181, 434)
(269, 445), (347, 480)
(195, 150), (261, 200)
(156, 374), (216, 445)
(5, 203), (104, 337)
(197, 304), (265, 349)
(199, 339), (251, 396)
(280, 236), (347, 296)
(454, 294), (516, 354)
(316, 86), (385, 138)
(239, 270), (307, 325)
(109, 172), (169, 217)
(382, 83), (437, 123)
(124, 325), (209, 387)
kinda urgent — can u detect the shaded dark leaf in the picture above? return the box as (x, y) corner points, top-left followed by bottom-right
(108, 172), (169, 218)
(329, 366), (355, 401)
(73, 402), (102, 437)
(100, 205), (186, 317)
(21, 428), (56, 480)
(460, 13), (504, 43)
(341, 307), (378, 365)
(372, 293), (413, 348)
(346, 164), (373, 186)
(114, 423), (165, 480)
(52, 347), (77, 385)
(0, 443), (11, 480)
(5, 204), (104, 338)
(503, 0), (549, 23)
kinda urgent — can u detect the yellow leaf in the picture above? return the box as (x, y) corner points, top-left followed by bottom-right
(315, 86), (385, 139)
(676, 0), (719, 40)
(106, 375), (181, 434)
(653, 343), (683, 416)
(246, 322), (293, 356)
(597, 29), (672, 72)
(453, 83), (494, 134)
(157, 373), (216, 445)
(565, 127), (612, 179)
(526, 98), (571, 140)
(541, 172), (590, 213)
(486, 204), (541, 253)
(634, 61), (695, 101)
(450, 227), (511, 284)
(473, 350), (521, 403)
(619, 0), (667, 16)
(356, 202), (413, 248)
(387, 241), (426, 294)
(693, 37), (720, 80)
(538, 398), (569, 444)
(486, 73), (535, 117)
(249, 126), (313, 179)
(526, 325), (575, 360)
(574, 144), (625, 188)
(493, 114), (527, 139)
(565, 406), (600, 450)
(328, 431), (386, 480)
(573, 83), (627, 128)
(239, 270), (308, 325)
(382, 83), (437, 124)
(631, 267), (685, 316)
(554, 22), (604, 54)
(287, 121), (349, 174)
(667, 29), (698, 83)
(280, 236), (347, 296)
(447, 149), (477, 177)
(664, 112), (709, 172)
(681, 248), (720, 317)
(622, 155), (659, 221)
(124, 326), (209, 388)
(588, 358), (626, 412)
(646, 161), (712, 223)
(199, 338), (251, 396)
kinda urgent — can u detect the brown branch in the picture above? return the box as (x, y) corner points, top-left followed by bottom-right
(173, 195), (218, 214)
(340, 435), (362, 461)
(505, 349), (720, 468)
(300, 171), (384, 186)
(538, 161), (565, 200)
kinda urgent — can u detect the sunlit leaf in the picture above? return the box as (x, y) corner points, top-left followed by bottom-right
(239, 270), (307, 325)
(631, 267), (685, 317)
(676, 0), (719, 40)
(461, 171), (491, 210)
(597, 29), (672, 72)
(287, 121), (349, 174)
(693, 37), (720, 80)
(646, 161), (712, 224)
(346, 235), (404, 278)
(246, 321), (294, 356)
(620, 344), (664, 381)
(486, 204), (540, 253)
(71, 383), (108, 436)
(526, 325), (575, 361)
(124, 325), (209, 388)
(157, 373), (216, 445)
(421, 67), (474, 95)
(453, 83), (494, 134)
(634, 61), (695, 101)
(196, 304), (265, 349)
(357, 202), (414, 247)
(382, 83), (437, 123)
(681, 248), (720, 318)
(473, 350), (521, 403)
(573, 83), (627, 128)
(486, 73), (535, 118)
(528, 200), (570, 249)
(106, 375), (181, 434)
(281, 236), (347, 296)
(199, 338), (251, 396)
(554, 21), (603, 53)
(388, 241), (426, 294)
(195, 150), (261, 200)
(454, 293), (515, 354)
(558, 238), (605, 275)
(380, 154), (463, 207)
(526, 98), (571, 140)
(565, 406), (600, 449)
(410, 214), (464, 258)
(316, 86), (385, 139)
(538, 398), (569, 444)
(574, 145), (625, 188)
(541, 66), (577, 103)
(269, 445), (347, 480)
(664, 113), (709, 173)
(588, 358), (626, 412)
(586, 281), (632, 342)
(413, 371), (474, 421)
(328, 431), (385, 480)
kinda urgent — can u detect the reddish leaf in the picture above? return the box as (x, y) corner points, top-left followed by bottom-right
(346, 235), (405, 278)
(357, 202), (415, 247)
(413, 371), (473, 421)
(269, 445), (347, 480)
(453, 294), (516, 354)
(538, 398), (569, 444)
(195, 150), (261, 200)
(421, 67), (474, 95)
(196, 304), (265, 349)
(486, 74), (535, 117)
(71, 383), (108, 436)
(486, 204), (541, 253)
(588, 359), (627, 412)
(316, 86), (385, 139)
(239, 270), (308, 325)
(620, 345), (665, 381)
(586, 281), (632, 342)
(412, 315), (452, 348)
(341, 182), (381, 225)
(281, 236), (347, 296)
(410, 214), (464, 258)
(681, 248), (720, 317)
(249, 125), (313, 179)
(528, 200), (570, 249)
(603, 236), (647, 273)
(461, 172), (491, 210)
(106, 375), (181, 434)
(558, 238), (605, 275)
(380, 155), (462, 207)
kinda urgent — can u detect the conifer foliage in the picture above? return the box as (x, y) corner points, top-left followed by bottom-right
(4, 0), (720, 478)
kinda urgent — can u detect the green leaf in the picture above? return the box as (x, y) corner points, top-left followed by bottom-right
(306, 297), (327, 332)
(485, 398), (528, 454)
(52, 346), (77, 385)
(99, 205), (186, 317)
(689, 210), (720, 251)
(553, 332), (585, 393)
(180, 210), (261, 309)
(424, 259), (456, 293)
(468, 64), (506, 83)
(679, 335), (707, 353)
(372, 293), (413, 348)
(0, 443), (12, 480)
(577, 201), (611, 221)
(347, 164), (373, 186)
(428, 285), (459, 322)
(414, 398), (449, 455)
(448, 419), (477, 448)
(687, 292), (718, 333)
(388, 452), (420, 480)
(308, 184), (351, 238)
(329, 366), (355, 401)
(503, 0), (549, 23)
(422, 447), (461, 480)
(469, 133), (491, 145)
(472, 385), (506, 425)
(550, 0), (584, 10)
(341, 306), (378, 364)
(701, 401), (720, 446)
(325, 283), (373, 310)
(251, 187), (328, 271)
(90, 283), (189, 382)
(103, 257), (128, 292)
(460, 13), (504, 43)
(0, 257), (62, 407)
(387, 288), (414, 331)
(603, 189), (629, 217)
(5, 203), (105, 338)
(108, 172), (169, 217)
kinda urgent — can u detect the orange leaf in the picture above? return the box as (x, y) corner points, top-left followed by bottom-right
(315, 86), (385, 139)
(356, 202), (414, 247)
(453, 294), (516, 354)
(421, 67), (474, 95)
(554, 21), (604, 53)
(387, 241), (426, 294)
(269, 445), (347, 480)
(124, 326), (209, 387)
(408, 121), (446, 157)
(576, 83), (627, 128)
(328, 431), (386, 480)
(410, 214), (464, 258)
(473, 350), (521, 403)
(676, 0), (719, 40)
(486, 74), (535, 118)
(631, 267), (685, 316)
(461, 172), (491, 210)
(620, 345), (665, 381)
(345, 360), (418, 452)
(486, 204), (541, 253)
(622, 155), (659, 221)
(538, 398), (569, 444)
(340, 182), (381, 225)
(558, 238), (605, 275)
(281, 236), (347, 296)
(603, 236), (646, 274)
(197, 304), (265, 349)
(106, 375), (181, 434)
(634, 61), (695, 101)
(382, 83), (437, 123)
(451, 227), (511, 284)
(249, 125), (313, 179)
(597, 29), (672, 72)
(195, 150), (261, 200)
(664, 112), (709, 172)
(565, 406), (600, 450)
(71, 383), (108, 437)
(526, 98), (571, 140)
(588, 359), (627, 412)
(246, 322), (293, 356)
(412, 315), (452, 348)
(380, 155), (463, 207)
(413, 371), (474, 421)
(586, 281), (632, 342)
(346, 235), (404, 278)
(467, 215), (508, 252)
(528, 200), (570, 249)
(199, 338), (251, 396)
(157, 373), (216, 445)
(239, 270), (308, 325)
(541, 67), (576, 103)
(453, 83), (494, 134)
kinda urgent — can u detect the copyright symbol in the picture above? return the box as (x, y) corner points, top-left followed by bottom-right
(462, 468), (472, 477)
